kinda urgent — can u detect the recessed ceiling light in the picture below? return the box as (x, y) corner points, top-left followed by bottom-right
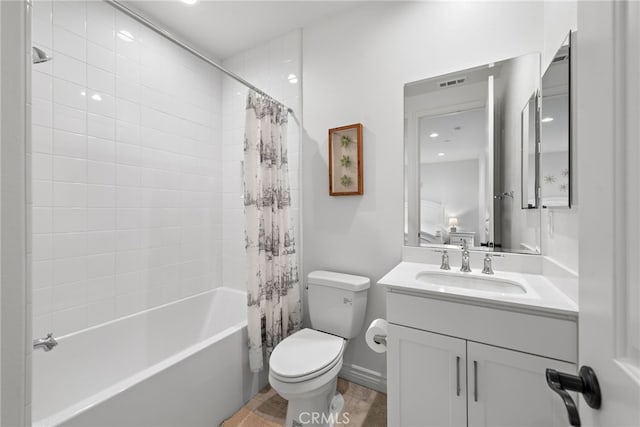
(287, 74), (298, 84)
(80, 91), (86, 97)
(117, 30), (134, 42)
(437, 152), (445, 157)
(181, 0), (198, 4)
(430, 133), (439, 138)
(91, 93), (102, 101)
(541, 117), (554, 123)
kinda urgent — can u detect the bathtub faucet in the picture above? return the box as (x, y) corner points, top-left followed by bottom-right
(33, 333), (58, 352)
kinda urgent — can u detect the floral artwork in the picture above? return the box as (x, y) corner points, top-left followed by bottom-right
(329, 124), (363, 195)
(544, 175), (556, 184)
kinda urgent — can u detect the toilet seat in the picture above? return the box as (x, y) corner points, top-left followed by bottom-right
(269, 328), (345, 383)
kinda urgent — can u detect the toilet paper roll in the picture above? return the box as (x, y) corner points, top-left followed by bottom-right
(365, 318), (388, 353)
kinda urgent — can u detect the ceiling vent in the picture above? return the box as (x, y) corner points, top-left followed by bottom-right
(439, 77), (466, 88)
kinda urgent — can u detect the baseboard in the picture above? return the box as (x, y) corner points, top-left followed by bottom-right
(339, 363), (387, 394)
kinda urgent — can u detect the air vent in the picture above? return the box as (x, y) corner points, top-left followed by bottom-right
(552, 54), (569, 63)
(439, 77), (466, 88)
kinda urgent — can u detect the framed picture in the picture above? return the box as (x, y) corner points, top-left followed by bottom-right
(328, 123), (363, 196)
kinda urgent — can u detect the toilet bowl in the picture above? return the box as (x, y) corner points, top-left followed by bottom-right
(268, 271), (370, 427)
(269, 328), (345, 427)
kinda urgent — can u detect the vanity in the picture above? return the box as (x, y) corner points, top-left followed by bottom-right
(379, 257), (577, 427)
(389, 33), (578, 427)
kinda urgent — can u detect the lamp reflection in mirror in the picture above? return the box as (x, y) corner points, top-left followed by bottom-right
(449, 217), (458, 232)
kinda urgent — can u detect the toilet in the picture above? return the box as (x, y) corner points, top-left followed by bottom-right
(269, 271), (370, 427)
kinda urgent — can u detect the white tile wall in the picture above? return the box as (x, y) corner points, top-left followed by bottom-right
(31, 0), (222, 336)
(221, 30), (302, 292)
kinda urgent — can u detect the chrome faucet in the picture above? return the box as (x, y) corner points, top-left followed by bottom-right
(482, 253), (494, 275)
(440, 250), (451, 270)
(460, 241), (471, 273)
(33, 333), (58, 352)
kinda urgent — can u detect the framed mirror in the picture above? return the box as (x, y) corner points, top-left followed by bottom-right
(540, 32), (572, 208)
(404, 52), (541, 254)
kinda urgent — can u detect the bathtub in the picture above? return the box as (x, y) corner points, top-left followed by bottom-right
(32, 287), (263, 427)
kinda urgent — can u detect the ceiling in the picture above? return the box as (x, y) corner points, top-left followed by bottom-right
(122, 1), (363, 59)
(420, 109), (487, 164)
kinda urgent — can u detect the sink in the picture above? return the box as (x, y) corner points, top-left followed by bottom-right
(415, 271), (527, 295)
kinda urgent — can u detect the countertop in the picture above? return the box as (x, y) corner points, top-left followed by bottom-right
(378, 262), (578, 319)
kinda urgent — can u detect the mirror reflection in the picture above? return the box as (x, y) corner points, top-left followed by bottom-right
(418, 109), (488, 247)
(521, 92), (539, 209)
(405, 52), (541, 254)
(540, 33), (571, 208)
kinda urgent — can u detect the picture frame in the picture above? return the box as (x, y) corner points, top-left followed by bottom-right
(328, 123), (363, 196)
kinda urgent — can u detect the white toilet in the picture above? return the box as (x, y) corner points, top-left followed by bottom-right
(269, 270), (370, 427)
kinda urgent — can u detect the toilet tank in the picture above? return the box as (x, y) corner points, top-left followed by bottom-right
(307, 271), (370, 339)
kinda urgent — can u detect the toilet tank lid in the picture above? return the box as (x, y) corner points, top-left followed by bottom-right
(307, 271), (370, 291)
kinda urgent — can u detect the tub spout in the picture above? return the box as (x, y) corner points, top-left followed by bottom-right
(33, 333), (58, 352)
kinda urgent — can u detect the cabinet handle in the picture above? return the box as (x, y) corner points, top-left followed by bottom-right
(456, 356), (461, 396)
(473, 360), (478, 402)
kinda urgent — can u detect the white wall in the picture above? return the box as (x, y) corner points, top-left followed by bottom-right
(421, 159), (480, 237)
(30, 0), (223, 337)
(221, 30), (302, 292)
(302, 1), (547, 389)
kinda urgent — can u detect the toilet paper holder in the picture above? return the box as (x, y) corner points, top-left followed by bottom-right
(373, 334), (387, 346)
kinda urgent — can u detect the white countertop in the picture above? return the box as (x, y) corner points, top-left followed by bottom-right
(378, 262), (578, 319)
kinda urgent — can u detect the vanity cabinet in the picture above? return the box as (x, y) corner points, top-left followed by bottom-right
(387, 325), (467, 427)
(386, 291), (578, 427)
(466, 341), (574, 427)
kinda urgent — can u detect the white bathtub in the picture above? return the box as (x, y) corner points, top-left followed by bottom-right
(33, 287), (263, 427)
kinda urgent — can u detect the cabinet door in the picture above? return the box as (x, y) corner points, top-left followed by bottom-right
(387, 324), (467, 427)
(467, 342), (575, 427)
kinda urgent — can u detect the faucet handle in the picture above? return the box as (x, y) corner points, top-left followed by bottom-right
(440, 250), (451, 270)
(482, 253), (494, 275)
(460, 240), (468, 251)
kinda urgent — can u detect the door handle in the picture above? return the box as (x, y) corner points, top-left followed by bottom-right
(545, 366), (602, 427)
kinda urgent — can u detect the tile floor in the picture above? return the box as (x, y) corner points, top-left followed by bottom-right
(221, 378), (387, 427)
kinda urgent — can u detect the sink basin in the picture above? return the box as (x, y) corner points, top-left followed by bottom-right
(415, 271), (527, 295)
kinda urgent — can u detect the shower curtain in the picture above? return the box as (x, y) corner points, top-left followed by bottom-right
(244, 90), (302, 372)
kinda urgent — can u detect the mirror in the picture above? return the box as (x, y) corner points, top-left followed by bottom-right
(521, 92), (539, 209)
(404, 52), (541, 254)
(540, 32), (572, 208)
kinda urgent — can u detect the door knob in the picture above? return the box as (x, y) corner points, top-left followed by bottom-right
(546, 366), (602, 427)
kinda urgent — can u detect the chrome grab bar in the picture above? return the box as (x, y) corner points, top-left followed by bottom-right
(33, 333), (58, 352)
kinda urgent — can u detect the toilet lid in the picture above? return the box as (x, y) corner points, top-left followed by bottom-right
(270, 329), (345, 381)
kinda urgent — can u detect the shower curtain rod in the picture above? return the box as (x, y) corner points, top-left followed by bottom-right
(105, 0), (294, 114)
